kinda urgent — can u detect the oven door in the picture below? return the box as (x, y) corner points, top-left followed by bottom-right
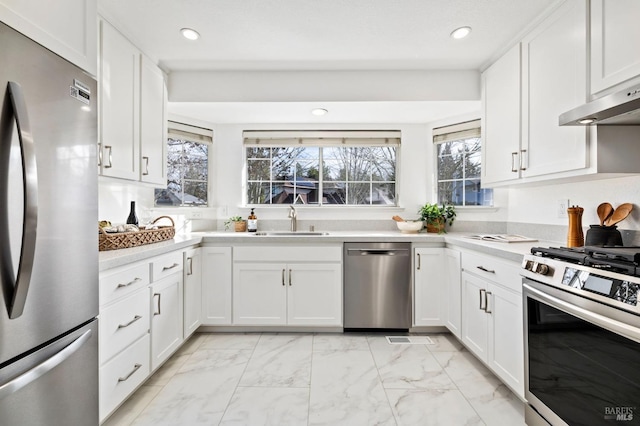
(524, 279), (640, 426)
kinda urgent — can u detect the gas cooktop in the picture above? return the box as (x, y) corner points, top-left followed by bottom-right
(530, 246), (640, 277)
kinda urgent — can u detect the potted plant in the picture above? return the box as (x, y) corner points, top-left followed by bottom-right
(224, 216), (246, 232)
(418, 203), (456, 233)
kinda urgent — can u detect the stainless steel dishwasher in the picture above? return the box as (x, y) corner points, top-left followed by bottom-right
(344, 242), (411, 329)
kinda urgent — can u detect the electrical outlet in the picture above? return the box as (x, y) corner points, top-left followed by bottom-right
(558, 199), (570, 218)
(186, 210), (204, 219)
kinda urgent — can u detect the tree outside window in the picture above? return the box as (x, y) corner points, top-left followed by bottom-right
(155, 137), (209, 206)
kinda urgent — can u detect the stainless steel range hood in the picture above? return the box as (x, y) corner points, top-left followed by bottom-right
(559, 84), (640, 125)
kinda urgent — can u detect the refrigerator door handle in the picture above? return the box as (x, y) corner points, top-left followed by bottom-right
(0, 82), (38, 319)
(0, 329), (91, 400)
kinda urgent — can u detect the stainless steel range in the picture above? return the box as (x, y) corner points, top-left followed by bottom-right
(521, 246), (640, 426)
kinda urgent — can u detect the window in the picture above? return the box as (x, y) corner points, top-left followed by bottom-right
(434, 120), (493, 206)
(244, 131), (399, 206)
(154, 122), (212, 207)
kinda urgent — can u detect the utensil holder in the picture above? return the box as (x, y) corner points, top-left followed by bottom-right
(585, 225), (623, 246)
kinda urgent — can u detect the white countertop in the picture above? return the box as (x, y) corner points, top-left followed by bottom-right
(99, 230), (556, 271)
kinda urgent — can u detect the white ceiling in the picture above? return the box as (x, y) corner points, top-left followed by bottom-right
(98, 0), (560, 123)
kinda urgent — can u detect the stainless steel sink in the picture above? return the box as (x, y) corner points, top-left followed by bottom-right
(254, 231), (330, 236)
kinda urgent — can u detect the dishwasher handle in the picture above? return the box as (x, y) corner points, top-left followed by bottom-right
(347, 249), (409, 256)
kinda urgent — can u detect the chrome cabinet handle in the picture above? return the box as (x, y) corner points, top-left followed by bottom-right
(186, 257), (193, 276)
(289, 269), (292, 286)
(484, 291), (492, 314)
(117, 315), (142, 329)
(520, 149), (527, 171)
(153, 293), (161, 316)
(417, 253), (421, 270)
(104, 145), (113, 168)
(1, 81), (38, 319)
(117, 277), (141, 288)
(162, 263), (179, 271)
(142, 156), (149, 175)
(479, 289), (485, 310)
(476, 266), (495, 274)
(282, 269), (285, 286)
(511, 152), (518, 172)
(118, 363), (142, 383)
(0, 329), (91, 400)
(98, 142), (103, 167)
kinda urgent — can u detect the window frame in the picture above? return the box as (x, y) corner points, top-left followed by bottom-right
(243, 130), (401, 208)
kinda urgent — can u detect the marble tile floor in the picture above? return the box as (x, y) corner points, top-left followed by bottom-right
(103, 332), (525, 426)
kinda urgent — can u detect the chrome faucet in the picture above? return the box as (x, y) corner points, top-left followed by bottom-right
(288, 205), (297, 232)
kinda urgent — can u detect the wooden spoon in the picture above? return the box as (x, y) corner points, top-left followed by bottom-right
(597, 202), (613, 226)
(605, 203), (633, 226)
(392, 215), (405, 222)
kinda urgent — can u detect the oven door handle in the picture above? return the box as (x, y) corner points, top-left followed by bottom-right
(524, 283), (640, 343)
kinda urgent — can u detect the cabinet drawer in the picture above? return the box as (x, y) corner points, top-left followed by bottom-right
(151, 251), (183, 281)
(100, 288), (150, 364)
(99, 334), (150, 422)
(100, 262), (150, 306)
(234, 246), (342, 262)
(461, 251), (522, 293)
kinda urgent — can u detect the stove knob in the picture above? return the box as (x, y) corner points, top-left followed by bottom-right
(535, 263), (550, 275)
(523, 260), (534, 271)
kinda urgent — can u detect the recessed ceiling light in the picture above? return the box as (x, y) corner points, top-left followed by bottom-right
(450, 26), (472, 40)
(578, 118), (596, 124)
(181, 28), (200, 41)
(311, 108), (328, 116)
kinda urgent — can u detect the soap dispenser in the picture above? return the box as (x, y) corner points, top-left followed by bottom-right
(247, 208), (258, 232)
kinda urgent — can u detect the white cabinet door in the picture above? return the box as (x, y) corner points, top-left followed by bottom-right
(414, 248), (445, 327)
(150, 273), (183, 370)
(287, 263), (342, 326)
(521, 0), (588, 178)
(140, 55), (167, 185)
(99, 19), (140, 180)
(233, 263), (287, 325)
(444, 248), (462, 338)
(183, 248), (202, 338)
(201, 247), (232, 325)
(591, 0), (640, 94)
(461, 272), (488, 362)
(487, 283), (525, 398)
(0, 0), (97, 75)
(482, 43), (522, 185)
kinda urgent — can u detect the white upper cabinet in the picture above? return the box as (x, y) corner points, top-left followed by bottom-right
(591, 0), (640, 95)
(140, 55), (168, 185)
(0, 0), (97, 75)
(521, 0), (588, 178)
(481, 44), (522, 185)
(99, 19), (140, 180)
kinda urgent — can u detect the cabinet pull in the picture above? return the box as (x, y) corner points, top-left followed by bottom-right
(282, 269), (285, 286)
(417, 253), (421, 270)
(117, 277), (141, 288)
(153, 293), (161, 316)
(117, 315), (142, 329)
(162, 263), (179, 271)
(187, 257), (193, 276)
(484, 291), (492, 314)
(479, 289), (486, 310)
(289, 269), (292, 286)
(104, 145), (113, 168)
(142, 156), (149, 175)
(118, 363), (142, 382)
(98, 143), (103, 167)
(520, 149), (527, 171)
(476, 265), (495, 274)
(511, 152), (518, 172)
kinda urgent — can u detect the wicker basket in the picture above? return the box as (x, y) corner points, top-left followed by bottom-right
(99, 216), (176, 251)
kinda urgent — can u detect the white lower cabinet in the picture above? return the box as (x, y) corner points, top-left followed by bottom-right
(201, 247), (233, 325)
(444, 248), (462, 338)
(150, 272), (184, 370)
(183, 248), (202, 337)
(232, 246), (342, 327)
(460, 250), (524, 398)
(413, 248), (445, 326)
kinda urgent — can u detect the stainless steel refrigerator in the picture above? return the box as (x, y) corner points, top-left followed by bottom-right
(0, 21), (98, 425)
